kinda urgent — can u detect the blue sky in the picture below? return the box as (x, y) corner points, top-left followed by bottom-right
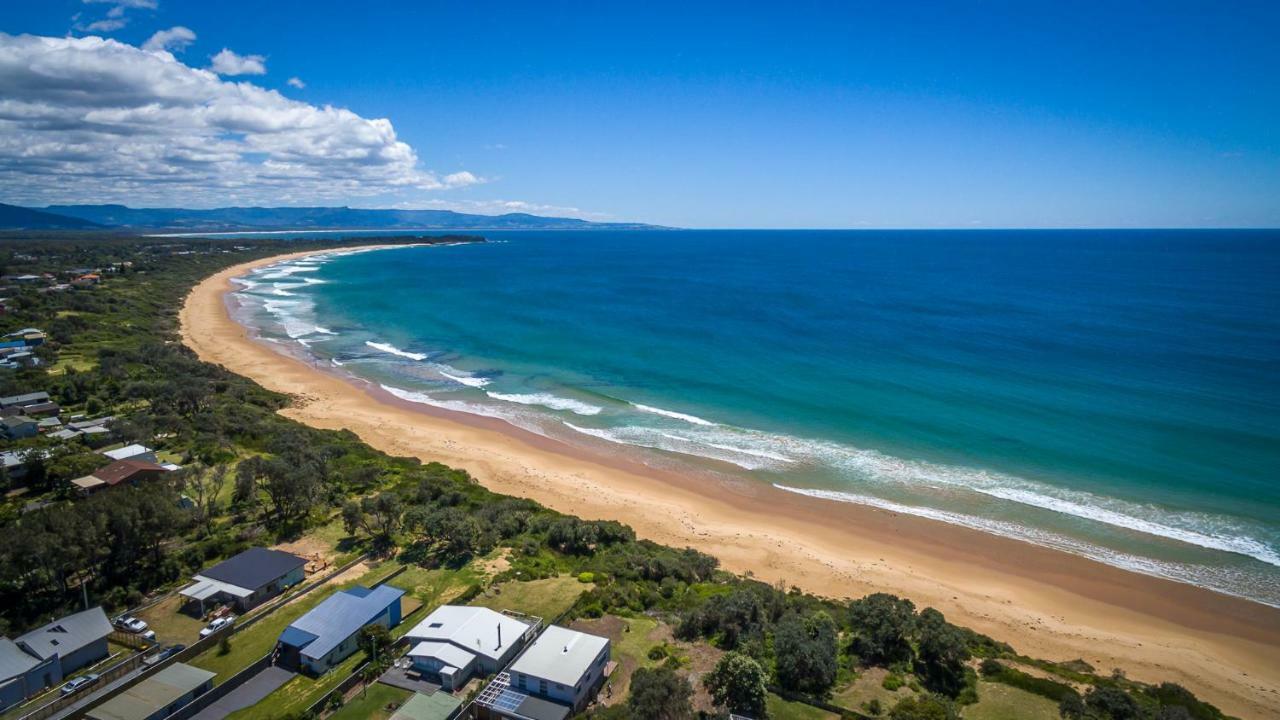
(2, 1), (1278, 227)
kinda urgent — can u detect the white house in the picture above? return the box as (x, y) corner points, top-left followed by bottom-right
(403, 606), (533, 690)
(507, 625), (610, 711)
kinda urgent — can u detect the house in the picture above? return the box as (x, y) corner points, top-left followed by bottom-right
(275, 585), (404, 675)
(180, 547), (307, 614)
(101, 444), (156, 463)
(0, 392), (49, 411)
(7, 607), (113, 696)
(2, 329), (45, 347)
(22, 402), (60, 418)
(391, 691), (463, 720)
(71, 459), (168, 494)
(0, 638), (57, 712)
(0, 415), (38, 440)
(403, 606), (533, 690)
(86, 663), (214, 720)
(476, 626), (611, 720)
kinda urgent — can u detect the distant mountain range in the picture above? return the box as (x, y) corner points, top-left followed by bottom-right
(0, 203), (663, 232)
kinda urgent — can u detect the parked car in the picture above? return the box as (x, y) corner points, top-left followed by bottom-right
(199, 616), (235, 638)
(113, 615), (149, 633)
(143, 644), (186, 666)
(59, 674), (99, 696)
(140, 630), (157, 643)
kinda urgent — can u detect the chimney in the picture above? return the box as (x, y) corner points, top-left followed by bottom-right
(497, 622), (503, 649)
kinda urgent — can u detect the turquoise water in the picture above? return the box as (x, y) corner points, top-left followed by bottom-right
(229, 230), (1280, 606)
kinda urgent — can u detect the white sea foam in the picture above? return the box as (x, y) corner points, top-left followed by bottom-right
(631, 403), (716, 426)
(488, 392), (602, 415)
(658, 432), (795, 463)
(331, 358), (345, 367)
(772, 484), (1280, 608)
(562, 422), (771, 470)
(440, 370), (490, 388)
(380, 384), (509, 420)
(365, 341), (428, 361)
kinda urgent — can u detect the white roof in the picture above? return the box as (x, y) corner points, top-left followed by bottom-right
(404, 605), (530, 663)
(72, 476), (107, 491)
(510, 625), (609, 687)
(102, 444), (152, 461)
(180, 575), (254, 600)
(408, 640), (477, 670)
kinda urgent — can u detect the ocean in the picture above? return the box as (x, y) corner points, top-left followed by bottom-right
(226, 229), (1280, 606)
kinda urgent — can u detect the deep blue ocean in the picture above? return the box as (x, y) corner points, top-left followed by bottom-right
(225, 229), (1280, 606)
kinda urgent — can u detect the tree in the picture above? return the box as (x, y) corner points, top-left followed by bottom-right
(704, 652), (768, 718)
(627, 667), (693, 720)
(358, 623), (392, 667)
(1080, 686), (1141, 720)
(774, 611), (838, 695)
(848, 593), (916, 665)
(233, 456), (263, 508)
(341, 492), (402, 549)
(888, 695), (957, 720)
(183, 464), (228, 535)
(914, 608), (970, 697)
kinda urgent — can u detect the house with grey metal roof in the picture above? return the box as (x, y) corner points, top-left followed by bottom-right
(15, 607), (112, 680)
(403, 605), (534, 689)
(86, 662), (214, 720)
(275, 584), (404, 675)
(0, 638), (58, 712)
(476, 625), (610, 720)
(0, 391), (49, 410)
(180, 547), (307, 613)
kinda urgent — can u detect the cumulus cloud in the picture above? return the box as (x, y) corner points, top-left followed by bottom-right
(210, 48), (265, 75)
(0, 32), (482, 206)
(287, 76), (305, 89)
(82, 18), (127, 32)
(83, 0), (158, 8)
(143, 26), (195, 53)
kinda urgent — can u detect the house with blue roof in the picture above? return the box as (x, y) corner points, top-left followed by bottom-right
(275, 585), (404, 675)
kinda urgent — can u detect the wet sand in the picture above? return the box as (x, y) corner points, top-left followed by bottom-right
(181, 248), (1280, 718)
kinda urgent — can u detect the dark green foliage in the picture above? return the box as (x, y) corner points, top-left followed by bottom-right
(704, 651), (769, 718)
(627, 666), (693, 720)
(773, 611), (838, 695)
(913, 608), (970, 698)
(677, 584), (779, 649)
(848, 593), (917, 665)
(979, 660), (1078, 704)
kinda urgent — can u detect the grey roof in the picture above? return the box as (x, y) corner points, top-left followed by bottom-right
(199, 547), (306, 592)
(0, 392), (48, 408)
(68, 416), (113, 430)
(392, 691), (463, 720)
(16, 607), (112, 661)
(280, 585), (403, 661)
(509, 625), (608, 688)
(408, 641), (477, 670)
(87, 663), (214, 720)
(404, 605), (530, 663)
(102, 444), (152, 461)
(0, 638), (40, 680)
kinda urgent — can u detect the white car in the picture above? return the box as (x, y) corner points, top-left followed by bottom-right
(199, 616), (235, 638)
(59, 674), (99, 695)
(114, 615), (149, 634)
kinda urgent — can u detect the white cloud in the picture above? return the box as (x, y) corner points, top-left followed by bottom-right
(409, 198), (605, 219)
(83, 18), (127, 32)
(82, 0), (157, 8)
(210, 48), (265, 76)
(287, 76), (305, 89)
(0, 32), (483, 206)
(143, 26), (195, 53)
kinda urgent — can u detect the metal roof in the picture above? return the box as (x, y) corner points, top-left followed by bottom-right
(16, 607), (111, 661)
(198, 547), (306, 592)
(180, 576), (254, 601)
(87, 663), (214, 720)
(407, 641), (477, 670)
(101, 444), (152, 461)
(391, 691), (462, 720)
(0, 638), (40, 680)
(403, 606), (530, 663)
(0, 392), (48, 408)
(279, 585), (403, 661)
(509, 625), (608, 688)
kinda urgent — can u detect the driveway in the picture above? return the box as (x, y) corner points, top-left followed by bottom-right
(188, 666), (295, 720)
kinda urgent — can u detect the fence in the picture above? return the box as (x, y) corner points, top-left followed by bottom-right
(14, 649), (150, 720)
(160, 654), (272, 720)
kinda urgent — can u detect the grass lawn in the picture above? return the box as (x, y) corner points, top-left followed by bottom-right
(766, 694), (840, 720)
(329, 683), (412, 720)
(963, 682), (1060, 720)
(470, 575), (590, 620)
(225, 650), (367, 720)
(136, 594), (206, 645)
(831, 667), (915, 715)
(387, 562), (482, 609)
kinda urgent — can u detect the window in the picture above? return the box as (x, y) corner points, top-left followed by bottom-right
(517, 674), (526, 689)
(539, 679), (548, 695)
(429, 622), (443, 628)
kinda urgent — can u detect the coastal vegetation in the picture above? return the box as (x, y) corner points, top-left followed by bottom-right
(0, 233), (1245, 720)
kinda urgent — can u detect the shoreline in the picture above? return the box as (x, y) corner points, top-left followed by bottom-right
(181, 247), (1280, 719)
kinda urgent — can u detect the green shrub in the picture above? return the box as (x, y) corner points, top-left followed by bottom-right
(578, 571), (595, 583)
(883, 673), (904, 691)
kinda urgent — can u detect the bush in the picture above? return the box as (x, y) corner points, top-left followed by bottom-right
(647, 644), (669, 661)
(579, 572), (596, 583)
(883, 673), (904, 691)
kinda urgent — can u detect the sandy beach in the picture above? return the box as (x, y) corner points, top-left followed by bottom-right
(181, 248), (1280, 719)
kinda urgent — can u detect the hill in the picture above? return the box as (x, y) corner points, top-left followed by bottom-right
(0, 203), (105, 230)
(36, 204), (662, 231)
